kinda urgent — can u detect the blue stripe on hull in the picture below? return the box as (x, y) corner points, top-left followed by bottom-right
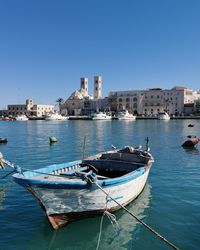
(13, 167), (147, 189)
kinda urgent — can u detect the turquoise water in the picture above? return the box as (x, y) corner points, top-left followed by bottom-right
(0, 120), (200, 250)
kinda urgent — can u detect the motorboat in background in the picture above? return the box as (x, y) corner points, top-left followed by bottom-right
(90, 112), (112, 120)
(45, 113), (69, 121)
(15, 115), (29, 121)
(157, 112), (170, 120)
(116, 110), (136, 120)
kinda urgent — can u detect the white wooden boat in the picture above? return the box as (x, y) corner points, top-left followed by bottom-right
(15, 115), (29, 121)
(0, 144), (154, 230)
(116, 110), (136, 120)
(45, 113), (68, 121)
(90, 112), (112, 120)
(157, 112), (170, 120)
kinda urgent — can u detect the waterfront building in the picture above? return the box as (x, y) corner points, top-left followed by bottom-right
(60, 75), (200, 117)
(61, 76), (108, 115)
(108, 86), (200, 116)
(194, 99), (200, 114)
(0, 99), (54, 117)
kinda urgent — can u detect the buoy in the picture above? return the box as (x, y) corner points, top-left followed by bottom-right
(49, 136), (57, 143)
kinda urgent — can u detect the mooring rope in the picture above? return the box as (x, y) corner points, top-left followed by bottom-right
(96, 210), (119, 250)
(0, 155), (179, 249)
(96, 193), (119, 250)
(89, 179), (179, 250)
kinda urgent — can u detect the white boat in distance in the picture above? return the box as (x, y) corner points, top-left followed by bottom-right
(0, 143), (154, 229)
(45, 113), (69, 121)
(116, 110), (136, 120)
(90, 111), (112, 120)
(157, 112), (170, 120)
(15, 115), (29, 121)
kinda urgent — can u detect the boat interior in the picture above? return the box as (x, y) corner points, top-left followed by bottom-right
(27, 148), (152, 182)
(54, 149), (152, 180)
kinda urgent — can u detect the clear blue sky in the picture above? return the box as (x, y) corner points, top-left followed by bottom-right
(0, 0), (200, 108)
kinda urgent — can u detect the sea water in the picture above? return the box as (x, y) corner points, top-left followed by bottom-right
(0, 119), (200, 250)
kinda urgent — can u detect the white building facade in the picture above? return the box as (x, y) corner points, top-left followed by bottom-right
(108, 86), (200, 116)
(0, 99), (54, 117)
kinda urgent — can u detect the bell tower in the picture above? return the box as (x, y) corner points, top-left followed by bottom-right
(94, 76), (102, 99)
(80, 77), (88, 97)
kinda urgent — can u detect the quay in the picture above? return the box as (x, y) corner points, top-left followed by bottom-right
(68, 116), (91, 120)
(1, 115), (200, 121)
(136, 115), (200, 120)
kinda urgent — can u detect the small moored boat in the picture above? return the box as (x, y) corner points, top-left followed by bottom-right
(15, 115), (29, 121)
(116, 110), (136, 120)
(0, 142), (154, 229)
(157, 112), (170, 120)
(182, 135), (200, 148)
(188, 124), (194, 127)
(0, 137), (7, 144)
(45, 113), (68, 121)
(90, 112), (112, 120)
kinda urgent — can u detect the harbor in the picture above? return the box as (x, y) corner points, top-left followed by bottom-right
(1, 1), (200, 249)
(0, 119), (199, 249)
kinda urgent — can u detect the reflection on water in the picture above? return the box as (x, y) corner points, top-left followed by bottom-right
(1, 120), (200, 250)
(0, 187), (5, 210)
(182, 147), (199, 155)
(29, 184), (152, 250)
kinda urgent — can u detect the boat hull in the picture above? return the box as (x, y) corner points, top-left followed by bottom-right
(117, 116), (136, 120)
(157, 112), (170, 120)
(25, 167), (151, 229)
(182, 138), (200, 147)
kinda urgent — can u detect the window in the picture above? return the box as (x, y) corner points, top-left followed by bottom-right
(119, 98), (122, 102)
(133, 97), (137, 102)
(126, 98), (130, 102)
